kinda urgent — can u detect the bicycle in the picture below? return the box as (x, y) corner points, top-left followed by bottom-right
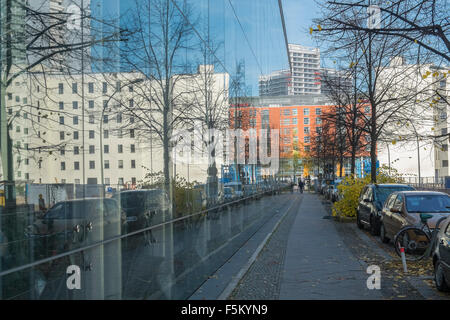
(394, 213), (448, 261)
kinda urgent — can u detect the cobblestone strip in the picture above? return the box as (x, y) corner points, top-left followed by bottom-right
(228, 194), (303, 300)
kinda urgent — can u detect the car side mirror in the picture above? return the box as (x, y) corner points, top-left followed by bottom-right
(390, 207), (401, 213)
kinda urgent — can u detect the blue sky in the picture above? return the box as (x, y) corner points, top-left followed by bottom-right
(91, 0), (325, 95)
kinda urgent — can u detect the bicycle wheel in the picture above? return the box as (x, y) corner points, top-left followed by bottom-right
(394, 227), (430, 261)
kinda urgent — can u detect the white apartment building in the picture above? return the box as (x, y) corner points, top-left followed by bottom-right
(258, 69), (291, 96)
(1, 65), (229, 186)
(288, 44), (321, 95)
(376, 56), (449, 179)
(259, 44), (351, 97)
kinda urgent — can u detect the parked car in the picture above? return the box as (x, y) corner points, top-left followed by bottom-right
(433, 215), (450, 292)
(223, 187), (236, 202)
(357, 184), (415, 235)
(25, 198), (125, 257)
(379, 191), (450, 244)
(319, 181), (328, 195)
(330, 185), (339, 202)
(324, 185), (334, 200)
(225, 182), (243, 198)
(113, 189), (169, 232)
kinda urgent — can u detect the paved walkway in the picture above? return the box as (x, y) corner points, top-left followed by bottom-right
(279, 193), (383, 299)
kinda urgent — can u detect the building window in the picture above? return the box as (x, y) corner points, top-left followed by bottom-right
(304, 127), (310, 134)
(116, 81), (121, 92)
(89, 145), (95, 154)
(61, 162), (66, 171)
(60, 131), (65, 140)
(316, 118), (322, 124)
(304, 117), (309, 125)
(74, 146), (79, 155)
(118, 145), (123, 153)
(304, 136), (310, 143)
(131, 160), (136, 169)
(58, 83), (64, 94)
(443, 160), (449, 168)
(74, 131), (79, 140)
(130, 144), (135, 153)
(72, 83), (78, 94)
(303, 108), (309, 116)
(88, 82), (94, 93)
(292, 118), (297, 125)
(315, 108), (321, 115)
(74, 162), (80, 170)
(89, 130), (95, 139)
(73, 101), (78, 109)
(60, 148), (65, 155)
(130, 129), (135, 138)
(59, 102), (64, 110)
(118, 160), (123, 169)
(103, 82), (108, 94)
(89, 114), (94, 124)
(292, 108), (297, 116)
(73, 116), (78, 125)
(105, 178), (110, 185)
(104, 145), (109, 154)
(118, 178), (124, 185)
(89, 161), (95, 169)
(283, 109), (291, 116)
(118, 129), (123, 138)
(103, 115), (108, 123)
(104, 130), (109, 139)
(117, 113), (122, 123)
(89, 100), (94, 108)
(104, 160), (110, 169)
(442, 144), (448, 151)
(59, 116), (64, 125)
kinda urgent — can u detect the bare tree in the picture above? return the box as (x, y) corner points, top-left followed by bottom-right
(312, 0), (449, 63)
(313, 2), (443, 182)
(1, 0), (128, 203)
(112, 0), (197, 209)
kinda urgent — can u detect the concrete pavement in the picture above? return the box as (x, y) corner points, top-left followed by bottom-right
(279, 193), (383, 299)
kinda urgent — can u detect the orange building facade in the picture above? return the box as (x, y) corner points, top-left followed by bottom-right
(229, 96), (371, 177)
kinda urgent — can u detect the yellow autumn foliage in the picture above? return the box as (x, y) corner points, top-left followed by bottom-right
(332, 165), (404, 218)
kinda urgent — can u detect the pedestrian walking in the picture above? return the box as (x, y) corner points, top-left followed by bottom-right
(298, 180), (304, 194)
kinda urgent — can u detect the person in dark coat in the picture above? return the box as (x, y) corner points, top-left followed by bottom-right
(298, 179), (304, 193)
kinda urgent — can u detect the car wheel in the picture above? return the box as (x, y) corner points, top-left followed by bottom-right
(356, 211), (364, 229)
(434, 260), (450, 292)
(370, 216), (380, 236)
(380, 223), (390, 243)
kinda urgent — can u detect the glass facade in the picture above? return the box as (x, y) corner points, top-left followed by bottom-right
(0, 0), (287, 299)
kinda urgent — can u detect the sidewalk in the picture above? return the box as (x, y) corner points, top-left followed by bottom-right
(279, 193), (383, 299)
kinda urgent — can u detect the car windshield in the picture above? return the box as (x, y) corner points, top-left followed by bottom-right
(119, 192), (146, 208)
(375, 186), (414, 205)
(405, 195), (450, 213)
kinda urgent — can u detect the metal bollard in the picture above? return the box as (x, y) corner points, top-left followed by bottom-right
(400, 247), (408, 273)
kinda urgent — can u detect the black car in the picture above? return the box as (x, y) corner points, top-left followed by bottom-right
(433, 215), (450, 292)
(356, 184), (415, 235)
(113, 189), (169, 233)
